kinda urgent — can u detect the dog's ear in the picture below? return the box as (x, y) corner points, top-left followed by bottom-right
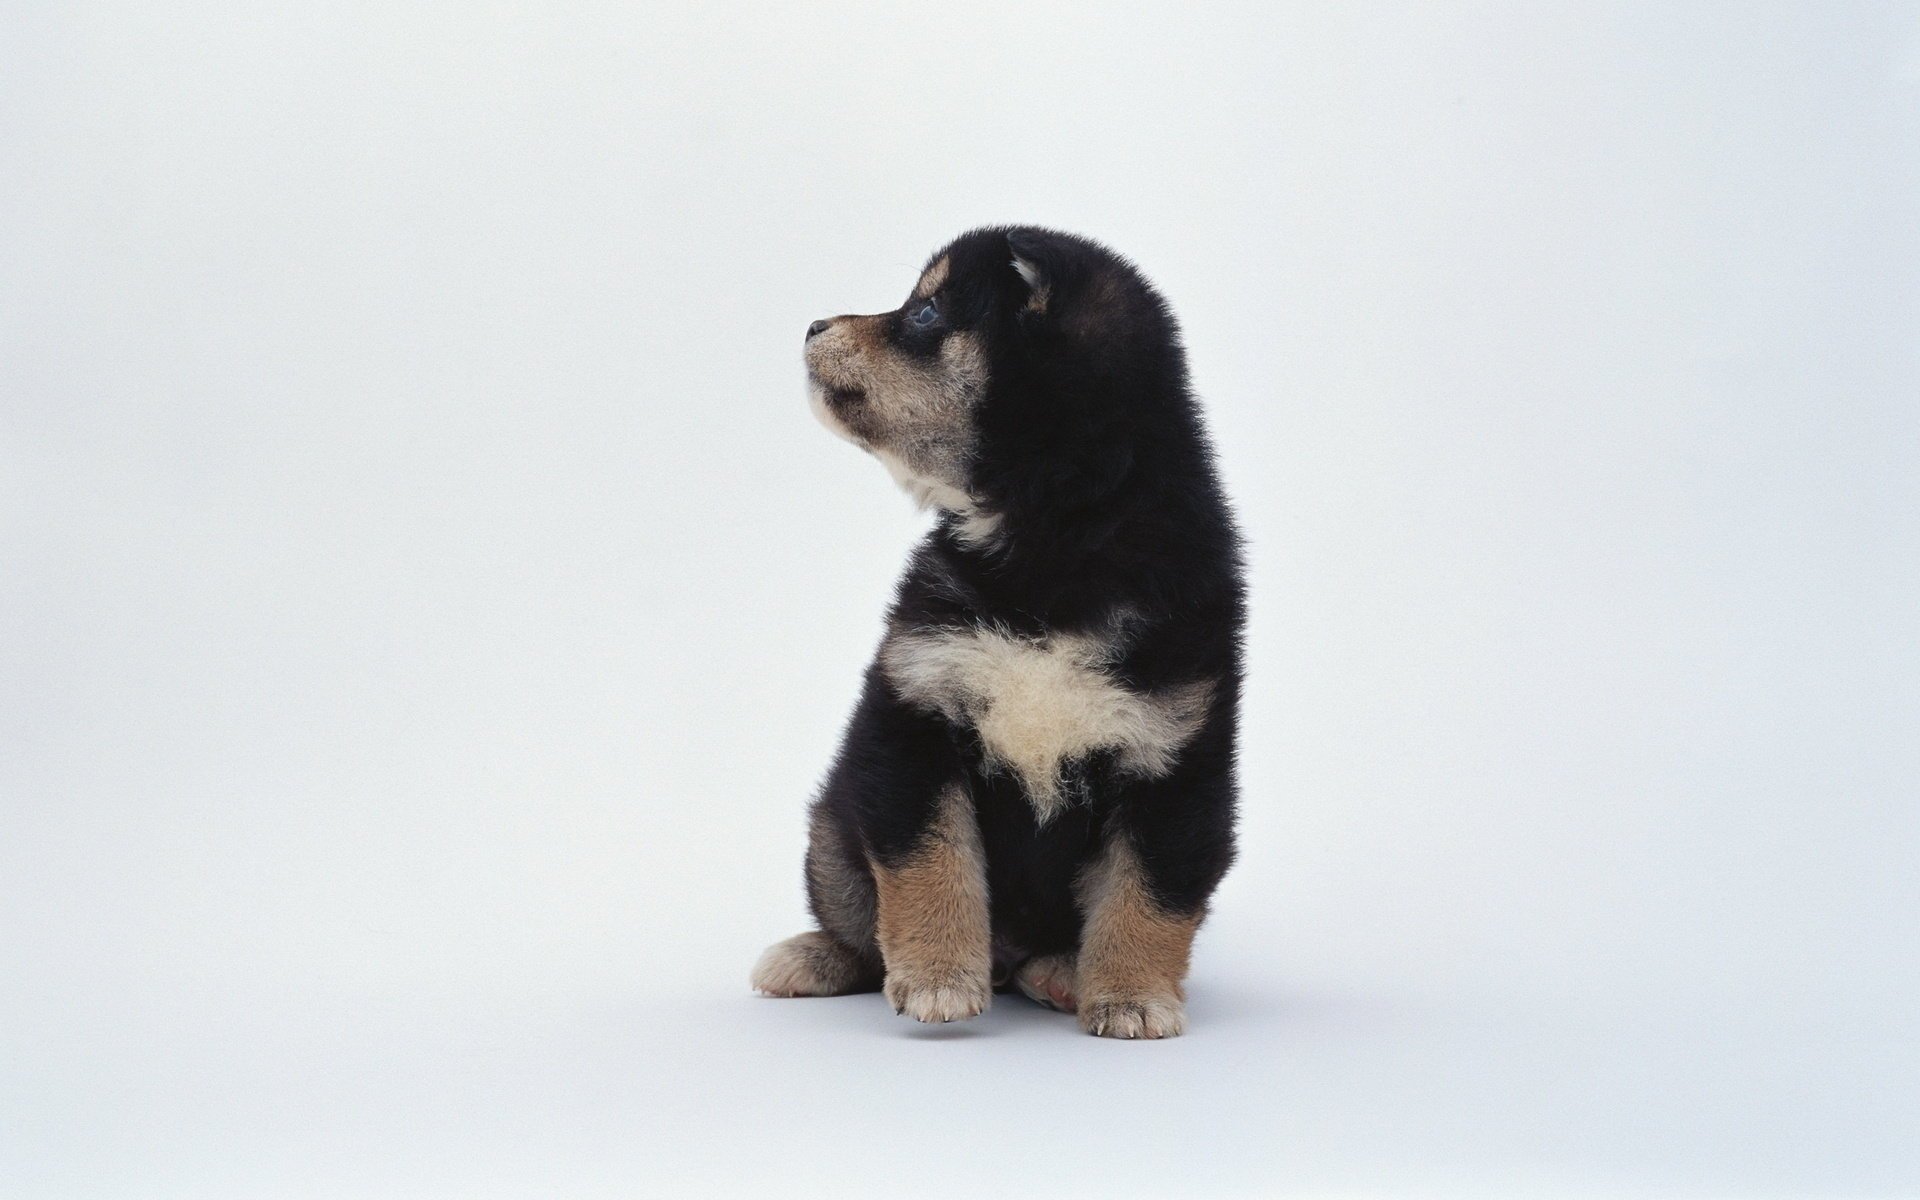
(1006, 228), (1054, 316)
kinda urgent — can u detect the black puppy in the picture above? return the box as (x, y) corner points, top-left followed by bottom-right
(753, 227), (1244, 1038)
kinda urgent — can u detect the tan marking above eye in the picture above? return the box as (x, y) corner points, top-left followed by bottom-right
(914, 255), (950, 299)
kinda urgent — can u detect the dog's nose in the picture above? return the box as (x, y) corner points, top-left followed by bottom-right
(806, 318), (832, 341)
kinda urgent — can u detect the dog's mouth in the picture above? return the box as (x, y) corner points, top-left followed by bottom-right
(823, 385), (866, 411)
(806, 378), (873, 448)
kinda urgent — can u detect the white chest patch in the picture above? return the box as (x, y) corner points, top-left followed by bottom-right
(880, 623), (1213, 822)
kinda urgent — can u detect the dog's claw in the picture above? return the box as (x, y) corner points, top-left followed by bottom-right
(1079, 994), (1186, 1040)
(883, 973), (990, 1024)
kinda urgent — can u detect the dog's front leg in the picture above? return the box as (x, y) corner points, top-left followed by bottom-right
(1073, 833), (1201, 1039)
(870, 782), (992, 1023)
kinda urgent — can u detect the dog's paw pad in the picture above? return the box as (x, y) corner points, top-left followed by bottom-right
(1013, 955), (1078, 1013)
(1079, 994), (1186, 1039)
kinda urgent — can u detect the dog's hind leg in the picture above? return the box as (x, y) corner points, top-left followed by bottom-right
(751, 799), (883, 997)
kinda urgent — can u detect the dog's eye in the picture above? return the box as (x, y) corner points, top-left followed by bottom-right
(906, 299), (941, 329)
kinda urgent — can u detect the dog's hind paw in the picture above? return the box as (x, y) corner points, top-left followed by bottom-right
(1013, 954), (1079, 1013)
(751, 932), (880, 997)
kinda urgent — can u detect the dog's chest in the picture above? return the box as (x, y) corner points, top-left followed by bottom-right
(880, 623), (1210, 822)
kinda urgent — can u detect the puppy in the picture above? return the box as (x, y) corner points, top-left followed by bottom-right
(752, 227), (1244, 1039)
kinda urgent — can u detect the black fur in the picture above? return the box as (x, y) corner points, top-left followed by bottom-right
(801, 226), (1244, 972)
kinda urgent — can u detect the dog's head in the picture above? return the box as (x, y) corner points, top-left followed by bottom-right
(804, 227), (1184, 533)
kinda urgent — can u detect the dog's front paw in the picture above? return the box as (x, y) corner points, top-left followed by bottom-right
(1079, 992), (1186, 1039)
(884, 966), (990, 1023)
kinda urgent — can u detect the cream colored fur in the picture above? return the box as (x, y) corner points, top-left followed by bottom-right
(880, 623), (1213, 823)
(750, 931), (875, 998)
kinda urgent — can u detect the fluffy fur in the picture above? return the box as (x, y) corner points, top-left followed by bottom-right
(751, 227), (1245, 1038)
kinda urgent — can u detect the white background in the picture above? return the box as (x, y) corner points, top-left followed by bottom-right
(4, 4), (1917, 1197)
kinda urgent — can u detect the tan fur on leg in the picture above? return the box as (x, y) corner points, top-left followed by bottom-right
(871, 784), (992, 1023)
(1074, 836), (1199, 1039)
